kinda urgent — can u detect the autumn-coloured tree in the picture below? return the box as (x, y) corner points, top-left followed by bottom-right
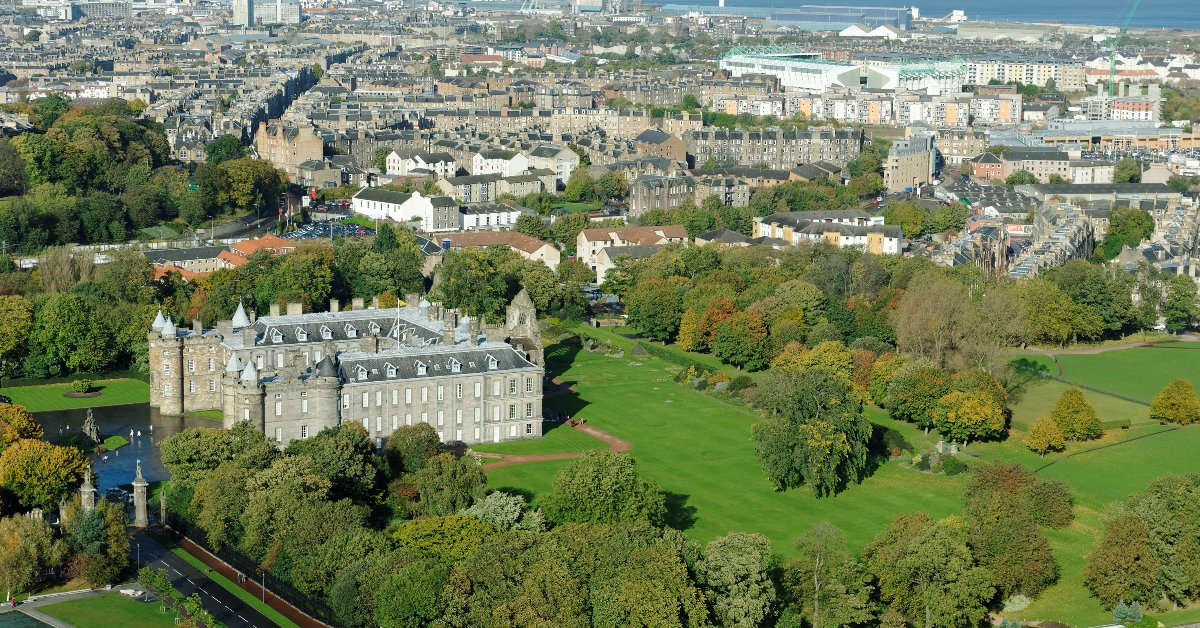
(695, 297), (736, 351)
(1083, 516), (1160, 609)
(676, 309), (701, 353)
(770, 305), (808, 353)
(867, 355), (905, 406)
(851, 349), (876, 391)
(712, 310), (771, 371)
(771, 341), (810, 371)
(1148, 378), (1200, 425)
(0, 403), (43, 452)
(1050, 386), (1102, 440)
(1024, 416), (1065, 457)
(884, 359), (949, 432)
(0, 439), (88, 509)
(932, 390), (1006, 446)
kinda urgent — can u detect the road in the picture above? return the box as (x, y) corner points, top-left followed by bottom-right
(132, 530), (280, 628)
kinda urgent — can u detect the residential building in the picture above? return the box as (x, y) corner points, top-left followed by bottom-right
(694, 176), (750, 208)
(147, 293), (545, 448)
(592, 244), (665, 285)
(1001, 150), (1070, 182)
(1068, 160), (1115, 184)
(526, 145), (579, 187)
(686, 129), (863, 170)
(472, 150), (530, 177)
(256, 121), (324, 182)
(438, 174), (503, 204)
(578, 225), (689, 281)
(144, 246), (230, 277)
(350, 189), (462, 233)
(460, 203), (524, 232)
(628, 175), (697, 218)
(385, 151), (457, 179)
(634, 129), (688, 163)
(444, 231), (560, 270)
(232, 0), (253, 25)
(966, 152), (1004, 181)
(753, 212), (902, 254)
(936, 128), (989, 167)
(883, 135), (936, 192)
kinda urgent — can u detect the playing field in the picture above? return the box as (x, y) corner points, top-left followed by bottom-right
(1, 379), (150, 412)
(1017, 344), (1200, 403)
(487, 332), (1200, 626)
(37, 593), (176, 628)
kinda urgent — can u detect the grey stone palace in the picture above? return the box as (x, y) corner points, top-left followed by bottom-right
(147, 291), (545, 448)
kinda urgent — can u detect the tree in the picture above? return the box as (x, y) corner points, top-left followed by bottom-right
(1114, 159), (1143, 184)
(1149, 378), (1200, 424)
(0, 138), (28, 196)
(540, 450), (666, 526)
(1084, 516), (1160, 608)
(220, 157), (286, 216)
(863, 514), (995, 628)
(932, 390), (1006, 446)
(374, 558), (450, 627)
(374, 146), (392, 173)
(892, 272), (970, 367)
(0, 439), (88, 509)
(1163, 274), (1198, 333)
(0, 515), (68, 596)
(598, 170), (629, 200)
(697, 532), (775, 628)
(204, 135), (246, 165)
(159, 427), (234, 486)
(33, 92), (71, 131)
(626, 279), (683, 342)
(1024, 416), (1065, 456)
(190, 460), (255, 550)
(595, 543), (711, 628)
(386, 423), (442, 475)
(712, 311), (770, 370)
(1050, 386), (1101, 441)
(564, 170), (597, 203)
(285, 423), (381, 503)
(786, 521), (873, 628)
(411, 453), (487, 517)
(753, 368), (872, 496)
(433, 247), (517, 320)
(63, 498), (130, 585)
(512, 214), (550, 242)
(0, 403), (43, 452)
(393, 515), (496, 564)
(460, 491), (543, 532)
(373, 223), (398, 253)
(1019, 278), (1103, 345)
(676, 309), (702, 352)
(884, 359), (949, 432)
(682, 94), (700, 109)
(1005, 170), (1038, 186)
(868, 356), (906, 406)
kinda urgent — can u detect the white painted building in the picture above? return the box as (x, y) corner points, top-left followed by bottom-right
(472, 150), (530, 177)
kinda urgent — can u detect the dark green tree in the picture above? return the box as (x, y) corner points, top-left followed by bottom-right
(204, 134), (246, 165)
(540, 450), (666, 526)
(1114, 158), (1143, 184)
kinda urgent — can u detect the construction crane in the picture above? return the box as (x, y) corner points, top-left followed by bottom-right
(1107, 0), (1142, 97)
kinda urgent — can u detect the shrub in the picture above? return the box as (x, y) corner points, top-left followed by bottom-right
(914, 455), (931, 471)
(1024, 416), (1065, 457)
(727, 375), (755, 395)
(71, 379), (93, 393)
(941, 457), (966, 476)
(707, 372), (731, 385)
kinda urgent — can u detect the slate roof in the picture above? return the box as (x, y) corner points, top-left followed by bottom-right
(337, 342), (538, 385)
(241, 307), (445, 350)
(697, 229), (750, 244)
(635, 129), (673, 145)
(354, 188), (412, 204)
(144, 246), (229, 264)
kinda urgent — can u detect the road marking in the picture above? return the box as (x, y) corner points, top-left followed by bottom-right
(225, 605), (232, 612)
(187, 579), (196, 585)
(237, 615), (246, 623)
(172, 568), (182, 576)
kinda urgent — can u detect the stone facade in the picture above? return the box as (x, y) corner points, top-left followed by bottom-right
(148, 292), (545, 448)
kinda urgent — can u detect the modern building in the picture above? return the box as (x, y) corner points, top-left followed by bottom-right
(753, 212), (901, 254)
(719, 47), (861, 91)
(578, 225), (689, 281)
(385, 151), (457, 179)
(472, 150), (529, 178)
(770, 5), (913, 31)
(144, 246), (230, 277)
(1000, 151), (1070, 182)
(147, 293), (546, 448)
(232, 0), (253, 26)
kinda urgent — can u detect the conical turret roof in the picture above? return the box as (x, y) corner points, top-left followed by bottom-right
(241, 362), (258, 382)
(225, 354), (243, 372)
(313, 354), (337, 378)
(231, 302), (251, 328)
(151, 310), (166, 331)
(161, 317), (177, 338)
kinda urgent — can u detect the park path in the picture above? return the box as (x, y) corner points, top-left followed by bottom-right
(543, 377), (576, 398)
(476, 421), (631, 470)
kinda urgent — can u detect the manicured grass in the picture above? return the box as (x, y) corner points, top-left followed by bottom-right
(470, 421), (608, 455)
(555, 202), (603, 213)
(487, 333), (1200, 627)
(53, 434), (131, 453)
(1, 379), (150, 411)
(1008, 373), (1150, 428)
(1047, 344), (1200, 402)
(185, 409), (224, 421)
(149, 532), (300, 628)
(39, 593), (177, 628)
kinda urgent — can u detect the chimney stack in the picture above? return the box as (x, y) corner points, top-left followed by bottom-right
(242, 327), (256, 347)
(249, 309), (256, 323)
(443, 327), (455, 345)
(269, 303), (281, 317)
(352, 297), (364, 310)
(371, 295), (380, 309)
(330, 298), (339, 313)
(287, 302), (302, 316)
(217, 320), (233, 338)
(193, 319), (202, 334)
(361, 335), (379, 353)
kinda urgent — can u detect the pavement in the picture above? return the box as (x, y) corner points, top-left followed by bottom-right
(131, 530), (280, 628)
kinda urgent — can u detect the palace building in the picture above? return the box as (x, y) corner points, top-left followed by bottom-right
(147, 292), (545, 448)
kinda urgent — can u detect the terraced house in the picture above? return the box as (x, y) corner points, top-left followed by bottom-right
(147, 293), (545, 448)
(685, 128), (862, 170)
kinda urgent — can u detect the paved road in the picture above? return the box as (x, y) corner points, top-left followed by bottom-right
(132, 531), (280, 628)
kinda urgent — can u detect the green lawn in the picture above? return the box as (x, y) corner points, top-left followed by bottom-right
(1045, 344), (1200, 403)
(148, 531), (300, 628)
(185, 409), (224, 421)
(55, 434), (131, 452)
(471, 421), (608, 455)
(38, 593), (177, 628)
(556, 202), (603, 213)
(486, 332), (1200, 627)
(1, 379), (150, 411)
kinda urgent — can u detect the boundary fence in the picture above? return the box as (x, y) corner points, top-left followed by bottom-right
(165, 514), (343, 628)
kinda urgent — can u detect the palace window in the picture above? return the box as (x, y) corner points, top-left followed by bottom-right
(357, 366), (368, 381)
(415, 361), (426, 376)
(386, 364), (397, 378)
(296, 328), (308, 341)
(321, 326), (332, 340)
(272, 330), (283, 343)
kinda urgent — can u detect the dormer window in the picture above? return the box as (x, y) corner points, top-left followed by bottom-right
(296, 328), (308, 342)
(345, 324), (357, 338)
(449, 359), (461, 373)
(415, 361), (426, 375)
(356, 366), (368, 380)
(386, 363), (397, 377)
(369, 322), (380, 334)
(320, 325), (332, 340)
(271, 330), (283, 344)
(487, 355), (498, 370)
